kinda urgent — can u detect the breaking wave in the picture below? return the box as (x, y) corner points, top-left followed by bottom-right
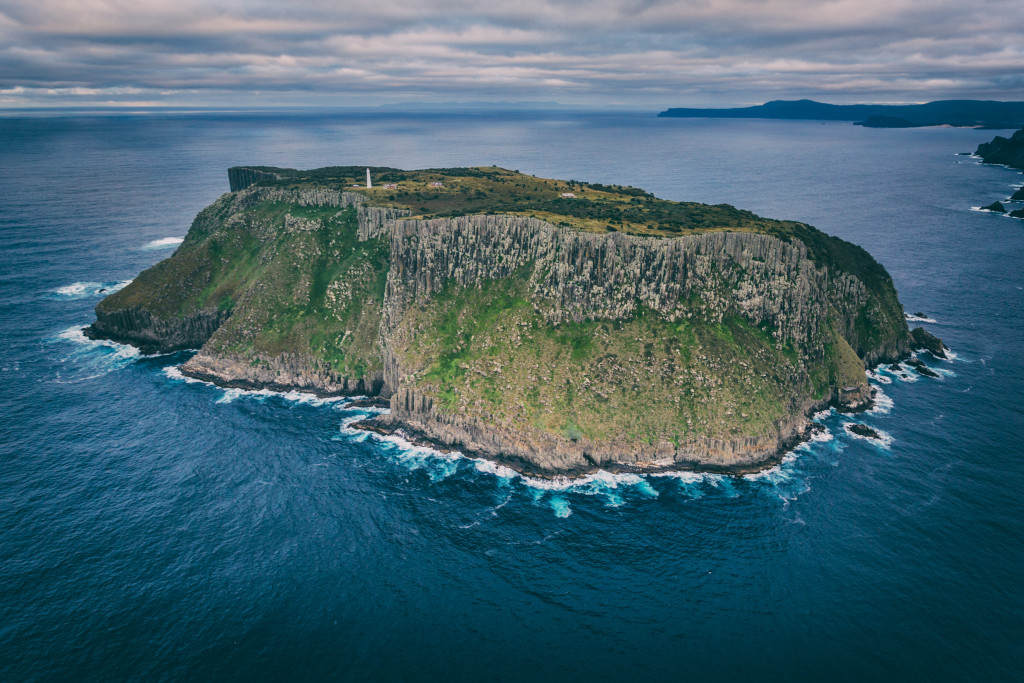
(144, 345), (957, 516)
(843, 422), (894, 449)
(52, 325), (141, 381)
(52, 280), (131, 299)
(141, 237), (184, 250)
(161, 364), (354, 408)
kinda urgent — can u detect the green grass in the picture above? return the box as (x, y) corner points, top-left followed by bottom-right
(102, 198), (390, 379)
(230, 165), (828, 240)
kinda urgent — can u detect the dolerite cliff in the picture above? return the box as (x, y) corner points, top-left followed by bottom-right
(89, 165), (925, 476)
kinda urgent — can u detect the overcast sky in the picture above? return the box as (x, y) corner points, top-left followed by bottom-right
(1, 0), (1022, 109)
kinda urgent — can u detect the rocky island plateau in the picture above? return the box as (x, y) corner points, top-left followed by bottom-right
(88, 165), (941, 476)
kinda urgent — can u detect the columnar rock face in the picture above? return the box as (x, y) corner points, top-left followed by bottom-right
(90, 169), (919, 475)
(357, 206), (413, 240)
(228, 167), (282, 192)
(382, 214), (867, 346)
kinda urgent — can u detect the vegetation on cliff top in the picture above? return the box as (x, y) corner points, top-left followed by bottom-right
(233, 165), (824, 238)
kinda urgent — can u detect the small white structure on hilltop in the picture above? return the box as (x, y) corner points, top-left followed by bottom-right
(366, 168), (372, 188)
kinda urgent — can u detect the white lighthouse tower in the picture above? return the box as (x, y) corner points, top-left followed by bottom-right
(366, 168), (372, 188)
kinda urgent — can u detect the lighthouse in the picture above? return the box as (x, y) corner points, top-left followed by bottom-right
(366, 168), (371, 188)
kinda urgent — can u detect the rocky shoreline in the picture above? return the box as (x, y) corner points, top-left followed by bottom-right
(347, 398), (843, 479)
(973, 127), (1024, 218)
(88, 315), (948, 479)
(167, 346), (895, 479)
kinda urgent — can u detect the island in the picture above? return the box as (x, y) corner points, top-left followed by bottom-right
(658, 99), (1024, 129)
(88, 165), (933, 476)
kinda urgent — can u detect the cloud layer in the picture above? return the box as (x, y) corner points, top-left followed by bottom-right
(1, 0), (1022, 107)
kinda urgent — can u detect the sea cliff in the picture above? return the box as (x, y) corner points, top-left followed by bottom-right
(88, 166), (925, 476)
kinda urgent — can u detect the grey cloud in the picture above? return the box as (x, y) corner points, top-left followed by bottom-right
(0, 0), (1022, 107)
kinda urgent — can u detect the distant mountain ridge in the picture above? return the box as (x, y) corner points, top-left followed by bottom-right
(658, 99), (1024, 129)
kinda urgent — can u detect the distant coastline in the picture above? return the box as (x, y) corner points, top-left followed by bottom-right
(658, 99), (1024, 129)
(973, 127), (1024, 219)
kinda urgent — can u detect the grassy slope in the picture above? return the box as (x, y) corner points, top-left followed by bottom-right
(390, 275), (866, 444)
(99, 198), (388, 378)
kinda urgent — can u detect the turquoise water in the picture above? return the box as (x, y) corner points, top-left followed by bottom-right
(1, 111), (1022, 680)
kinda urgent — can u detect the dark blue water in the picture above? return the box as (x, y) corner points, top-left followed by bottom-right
(1, 111), (1022, 681)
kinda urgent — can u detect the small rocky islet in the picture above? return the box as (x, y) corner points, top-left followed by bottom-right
(88, 165), (939, 476)
(845, 423), (884, 440)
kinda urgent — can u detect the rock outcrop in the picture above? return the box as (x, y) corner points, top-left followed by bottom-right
(87, 306), (230, 354)
(976, 128), (1024, 169)
(182, 352), (386, 396)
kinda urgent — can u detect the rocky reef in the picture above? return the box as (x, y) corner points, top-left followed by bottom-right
(89, 165), (927, 476)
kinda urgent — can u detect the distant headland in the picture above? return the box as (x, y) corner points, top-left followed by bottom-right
(973, 127), (1024, 219)
(658, 99), (1024, 129)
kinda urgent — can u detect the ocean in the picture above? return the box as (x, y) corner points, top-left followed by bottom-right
(1, 110), (1022, 680)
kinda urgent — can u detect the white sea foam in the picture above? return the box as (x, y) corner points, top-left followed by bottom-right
(871, 360), (919, 383)
(743, 454), (794, 483)
(843, 422), (894, 449)
(344, 419), (665, 513)
(812, 407), (835, 421)
(57, 325), (139, 359)
(648, 470), (705, 482)
(141, 236), (184, 250)
(866, 368), (893, 384)
(162, 365), (204, 383)
(548, 496), (572, 518)
(162, 364), (352, 407)
(472, 458), (519, 483)
(54, 281), (99, 296)
(808, 426), (835, 443)
(867, 385), (894, 415)
(904, 313), (937, 323)
(53, 280), (131, 298)
(53, 325), (141, 380)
